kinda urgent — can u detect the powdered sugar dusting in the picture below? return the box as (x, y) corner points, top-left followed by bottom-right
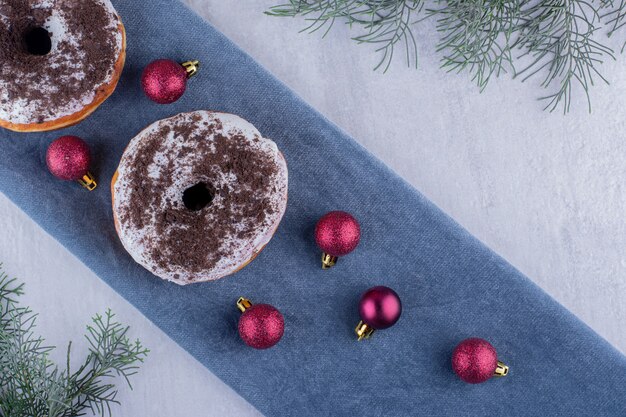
(0, 0), (123, 125)
(113, 111), (289, 285)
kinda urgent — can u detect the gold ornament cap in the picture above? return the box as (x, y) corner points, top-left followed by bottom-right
(321, 252), (338, 269)
(494, 361), (509, 377)
(355, 320), (375, 341)
(78, 172), (97, 191)
(237, 297), (253, 313)
(182, 60), (200, 78)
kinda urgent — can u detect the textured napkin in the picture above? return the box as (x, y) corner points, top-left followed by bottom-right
(0, 0), (624, 415)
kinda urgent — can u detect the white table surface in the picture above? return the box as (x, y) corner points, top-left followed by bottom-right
(1, 1), (625, 415)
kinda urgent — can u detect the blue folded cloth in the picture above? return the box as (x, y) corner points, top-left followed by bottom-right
(1, 0), (624, 415)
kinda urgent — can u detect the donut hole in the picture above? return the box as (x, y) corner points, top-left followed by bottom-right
(183, 182), (215, 211)
(23, 27), (52, 56)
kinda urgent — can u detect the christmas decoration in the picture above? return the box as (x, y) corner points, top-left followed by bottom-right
(0, 266), (148, 416)
(315, 211), (361, 269)
(452, 338), (509, 384)
(355, 286), (402, 341)
(46, 135), (97, 191)
(267, 0), (626, 113)
(141, 59), (200, 104)
(237, 297), (284, 349)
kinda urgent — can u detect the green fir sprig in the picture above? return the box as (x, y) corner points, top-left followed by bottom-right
(0, 266), (148, 417)
(266, 0), (626, 112)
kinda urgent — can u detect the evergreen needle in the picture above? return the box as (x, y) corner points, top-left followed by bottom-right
(0, 266), (148, 417)
(267, 0), (625, 112)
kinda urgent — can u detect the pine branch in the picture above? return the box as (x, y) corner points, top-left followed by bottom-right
(266, 0), (422, 72)
(0, 266), (148, 417)
(602, 0), (626, 50)
(431, 0), (521, 90)
(266, 0), (626, 112)
(64, 310), (148, 417)
(515, 0), (613, 113)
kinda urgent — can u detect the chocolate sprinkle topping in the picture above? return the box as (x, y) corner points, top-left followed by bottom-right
(0, 0), (120, 123)
(115, 112), (285, 281)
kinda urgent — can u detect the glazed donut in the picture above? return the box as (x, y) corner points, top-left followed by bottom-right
(111, 111), (289, 285)
(0, 0), (126, 132)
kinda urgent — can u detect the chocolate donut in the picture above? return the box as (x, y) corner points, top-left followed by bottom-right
(111, 111), (289, 285)
(0, 0), (125, 132)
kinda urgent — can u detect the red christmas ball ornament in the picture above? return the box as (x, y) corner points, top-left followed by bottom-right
(315, 211), (361, 269)
(452, 338), (509, 383)
(141, 59), (200, 104)
(46, 135), (97, 191)
(355, 286), (402, 341)
(237, 297), (284, 349)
